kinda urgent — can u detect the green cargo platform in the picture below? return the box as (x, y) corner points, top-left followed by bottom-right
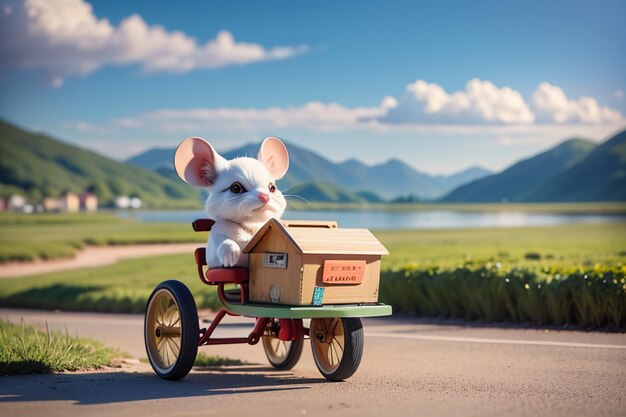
(221, 298), (393, 319)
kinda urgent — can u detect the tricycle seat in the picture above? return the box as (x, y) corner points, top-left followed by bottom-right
(205, 267), (249, 284)
(194, 247), (249, 284)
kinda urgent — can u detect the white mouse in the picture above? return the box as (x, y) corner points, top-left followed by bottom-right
(174, 137), (289, 268)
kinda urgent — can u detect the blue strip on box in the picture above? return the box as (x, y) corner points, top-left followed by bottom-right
(312, 287), (325, 306)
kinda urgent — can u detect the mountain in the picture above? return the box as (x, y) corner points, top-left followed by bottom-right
(0, 120), (201, 208)
(522, 130), (626, 202)
(286, 181), (383, 203)
(128, 141), (492, 200)
(440, 138), (597, 203)
(435, 166), (494, 191)
(126, 148), (174, 171)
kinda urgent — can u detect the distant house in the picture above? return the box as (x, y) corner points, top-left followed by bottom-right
(115, 196), (130, 209)
(129, 197), (143, 209)
(43, 197), (61, 211)
(116, 195), (142, 209)
(79, 193), (98, 212)
(60, 192), (80, 213)
(7, 194), (26, 210)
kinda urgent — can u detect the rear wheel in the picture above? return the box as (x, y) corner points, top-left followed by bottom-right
(144, 280), (199, 380)
(310, 317), (363, 381)
(262, 319), (304, 370)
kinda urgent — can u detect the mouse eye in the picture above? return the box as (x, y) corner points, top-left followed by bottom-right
(228, 182), (247, 194)
(268, 183), (276, 193)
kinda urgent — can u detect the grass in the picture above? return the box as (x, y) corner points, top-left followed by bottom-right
(0, 213), (624, 329)
(380, 264), (626, 329)
(3, 203), (625, 263)
(0, 319), (121, 375)
(0, 253), (221, 313)
(0, 212), (203, 263)
(0, 223), (623, 317)
(374, 223), (626, 269)
(193, 353), (246, 367)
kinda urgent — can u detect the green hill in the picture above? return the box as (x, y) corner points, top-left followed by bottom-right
(522, 130), (626, 201)
(440, 138), (597, 203)
(285, 181), (383, 203)
(0, 120), (201, 208)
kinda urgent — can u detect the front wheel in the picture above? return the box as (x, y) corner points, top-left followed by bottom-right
(144, 280), (199, 380)
(262, 319), (304, 370)
(310, 317), (363, 381)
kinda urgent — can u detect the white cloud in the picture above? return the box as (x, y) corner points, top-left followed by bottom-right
(614, 89), (624, 100)
(63, 79), (624, 142)
(109, 101), (388, 133)
(380, 79), (535, 125)
(532, 82), (622, 123)
(0, 0), (306, 85)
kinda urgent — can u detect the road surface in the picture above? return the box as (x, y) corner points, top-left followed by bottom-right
(0, 308), (624, 417)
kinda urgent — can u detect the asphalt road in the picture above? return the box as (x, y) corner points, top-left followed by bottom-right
(1, 308), (625, 417)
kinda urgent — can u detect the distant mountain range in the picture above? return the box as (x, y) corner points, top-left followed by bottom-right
(440, 130), (626, 203)
(2, 119), (624, 207)
(127, 141), (492, 201)
(0, 120), (201, 208)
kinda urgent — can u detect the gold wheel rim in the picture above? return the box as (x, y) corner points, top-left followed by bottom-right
(310, 318), (344, 375)
(262, 336), (292, 365)
(146, 289), (182, 374)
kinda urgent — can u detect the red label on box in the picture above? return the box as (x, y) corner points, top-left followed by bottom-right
(322, 260), (366, 285)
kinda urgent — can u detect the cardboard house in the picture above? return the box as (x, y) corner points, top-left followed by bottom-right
(243, 219), (388, 306)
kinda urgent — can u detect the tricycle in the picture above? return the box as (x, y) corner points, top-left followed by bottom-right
(144, 218), (392, 381)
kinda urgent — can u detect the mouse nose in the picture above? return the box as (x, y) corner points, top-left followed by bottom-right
(257, 193), (270, 204)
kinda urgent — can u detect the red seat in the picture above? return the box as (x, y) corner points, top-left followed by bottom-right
(205, 268), (249, 284)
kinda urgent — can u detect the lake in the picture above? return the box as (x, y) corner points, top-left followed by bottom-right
(118, 209), (626, 230)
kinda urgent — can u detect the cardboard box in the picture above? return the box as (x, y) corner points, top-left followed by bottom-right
(244, 219), (388, 305)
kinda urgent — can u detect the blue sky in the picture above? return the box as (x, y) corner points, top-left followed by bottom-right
(1, 0), (625, 174)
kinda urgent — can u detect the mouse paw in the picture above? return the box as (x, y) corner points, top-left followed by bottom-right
(217, 240), (241, 267)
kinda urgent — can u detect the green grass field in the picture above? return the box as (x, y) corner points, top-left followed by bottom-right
(0, 211), (624, 328)
(0, 212), (203, 262)
(375, 223), (626, 269)
(0, 222), (624, 319)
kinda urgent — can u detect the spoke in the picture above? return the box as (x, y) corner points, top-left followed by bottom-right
(170, 337), (180, 353)
(165, 339), (177, 366)
(156, 336), (165, 350)
(171, 316), (180, 327)
(158, 295), (169, 324)
(329, 342), (338, 365)
(161, 340), (170, 367)
(332, 336), (344, 353)
(165, 303), (176, 326)
(317, 339), (330, 363)
(329, 318), (340, 336)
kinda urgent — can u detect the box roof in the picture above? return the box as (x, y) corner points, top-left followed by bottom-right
(243, 219), (389, 256)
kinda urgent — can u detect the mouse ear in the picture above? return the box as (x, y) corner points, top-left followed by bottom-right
(174, 137), (227, 186)
(257, 137), (289, 180)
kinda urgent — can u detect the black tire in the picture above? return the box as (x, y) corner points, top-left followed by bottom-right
(262, 320), (304, 370)
(144, 280), (199, 381)
(310, 317), (363, 381)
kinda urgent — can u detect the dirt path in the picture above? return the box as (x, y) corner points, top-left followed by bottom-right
(0, 243), (201, 278)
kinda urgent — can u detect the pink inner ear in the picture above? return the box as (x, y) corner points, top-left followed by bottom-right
(258, 137), (289, 180)
(174, 137), (217, 186)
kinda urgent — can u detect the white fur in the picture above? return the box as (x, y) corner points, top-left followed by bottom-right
(204, 157), (287, 267)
